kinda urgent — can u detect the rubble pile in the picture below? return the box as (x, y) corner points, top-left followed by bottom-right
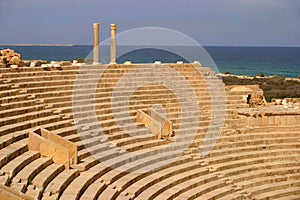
(0, 48), (22, 68)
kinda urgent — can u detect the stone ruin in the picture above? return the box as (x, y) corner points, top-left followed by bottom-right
(0, 49), (22, 68)
(247, 89), (266, 108)
(0, 48), (78, 69)
(0, 62), (299, 200)
(1, 23), (299, 200)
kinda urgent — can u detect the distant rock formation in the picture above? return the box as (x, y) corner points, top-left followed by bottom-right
(0, 48), (22, 68)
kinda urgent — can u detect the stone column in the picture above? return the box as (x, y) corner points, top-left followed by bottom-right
(93, 23), (99, 64)
(110, 24), (117, 64)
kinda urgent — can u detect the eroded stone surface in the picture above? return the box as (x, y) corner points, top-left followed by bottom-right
(0, 49), (22, 68)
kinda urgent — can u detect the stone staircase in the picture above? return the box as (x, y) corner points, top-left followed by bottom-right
(0, 64), (299, 200)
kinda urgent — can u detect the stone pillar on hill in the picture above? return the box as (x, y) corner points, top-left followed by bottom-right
(110, 24), (117, 64)
(93, 23), (99, 64)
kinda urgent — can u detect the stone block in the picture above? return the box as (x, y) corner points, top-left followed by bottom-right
(28, 128), (78, 169)
(28, 132), (44, 152)
(136, 108), (173, 139)
(40, 141), (69, 169)
(136, 110), (161, 138)
(149, 108), (173, 138)
(48, 131), (78, 164)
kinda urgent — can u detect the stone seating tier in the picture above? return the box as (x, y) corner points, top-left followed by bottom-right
(0, 64), (299, 200)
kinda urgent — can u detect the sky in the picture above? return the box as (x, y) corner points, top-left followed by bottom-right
(0, 0), (299, 46)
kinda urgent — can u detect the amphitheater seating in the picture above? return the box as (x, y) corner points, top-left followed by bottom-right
(0, 64), (299, 200)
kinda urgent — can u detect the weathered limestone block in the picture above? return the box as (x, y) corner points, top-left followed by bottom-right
(9, 56), (21, 65)
(47, 130), (78, 164)
(230, 86), (254, 103)
(29, 61), (36, 67)
(28, 128), (78, 169)
(0, 49), (22, 67)
(249, 90), (266, 108)
(137, 110), (161, 138)
(28, 131), (44, 151)
(0, 184), (33, 200)
(28, 132), (70, 169)
(0, 49), (12, 57)
(149, 108), (173, 138)
(236, 107), (300, 126)
(40, 140), (69, 168)
(136, 108), (173, 139)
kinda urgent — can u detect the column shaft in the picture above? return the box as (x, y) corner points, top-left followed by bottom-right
(93, 23), (99, 64)
(110, 24), (117, 64)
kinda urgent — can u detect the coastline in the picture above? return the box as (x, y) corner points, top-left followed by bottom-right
(0, 46), (299, 78)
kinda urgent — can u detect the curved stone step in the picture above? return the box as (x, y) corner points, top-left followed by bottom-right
(10, 157), (53, 193)
(0, 139), (28, 169)
(42, 169), (80, 200)
(59, 164), (110, 200)
(80, 179), (106, 200)
(25, 163), (65, 200)
(0, 150), (40, 185)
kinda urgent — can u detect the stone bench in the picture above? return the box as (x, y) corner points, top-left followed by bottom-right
(59, 163), (110, 200)
(121, 138), (168, 152)
(0, 109), (57, 127)
(0, 115), (63, 137)
(0, 94), (31, 105)
(0, 99), (37, 112)
(0, 104), (44, 119)
(227, 164), (300, 188)
(210, 141), (300, 159)
(25, 84), (74, 94)
(5, 74), (77, 83)
(0, 151), (40, 185)
(80, 179), (106, 200)
(42, 169), (80, 199)
(142, 172), (220, 200)
(10, 157), (53, 193)
(209, 147), (300, 165)
(0, 88), (21, 98)
(116, 156), (193, 197)
(0, 184), (33, 200)
(0, 119), (73, 151)
(239, 175), (300, 198)
(255, 185), (300, 200)
(171, 177), (228, 200)
(0, 139), (28, 169)
(25, 163), (64, 200)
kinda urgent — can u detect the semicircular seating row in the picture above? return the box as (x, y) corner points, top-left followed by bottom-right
(0, 64), (299, 200)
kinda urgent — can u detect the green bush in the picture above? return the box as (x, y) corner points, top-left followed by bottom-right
(265, 94), (289, 102)
(77, 58), (85, 63)
(35, 61), (42, 66)
(256, 73), (264, 77)
(27, 179), (32, 186)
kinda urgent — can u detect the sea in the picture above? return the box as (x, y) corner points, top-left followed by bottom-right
(0, 45), (299, 78)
